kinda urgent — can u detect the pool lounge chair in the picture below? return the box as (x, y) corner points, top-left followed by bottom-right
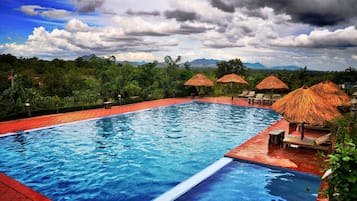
(238, 90), (249, 98)
(271, 94), (282, 103)
(283, 133), (332, 153)
(246, 91), (256, 98)
(262, 94), (273, 105)
(252, 93), (264, 104)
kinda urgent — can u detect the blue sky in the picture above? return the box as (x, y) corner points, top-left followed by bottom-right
(0, 0), (72, 43)
(1, 0), (357, 71)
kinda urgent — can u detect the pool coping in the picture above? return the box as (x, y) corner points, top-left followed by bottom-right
(0, 173), (51, 201)
(154, 157), (233, 201)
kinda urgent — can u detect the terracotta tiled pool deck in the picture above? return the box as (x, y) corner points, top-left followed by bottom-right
(0, 97), (327, 200)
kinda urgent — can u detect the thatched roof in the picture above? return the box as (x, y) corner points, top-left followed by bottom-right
(272, 86), (342, 126)
(256, 75), (288, 90)
(310, 80), (351, 107)
(184, 73), (214, 87)
(216, 73), (249, 85)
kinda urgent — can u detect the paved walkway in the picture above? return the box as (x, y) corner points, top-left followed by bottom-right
(0, 97), (326, 200)
(0, 173), (51, 201)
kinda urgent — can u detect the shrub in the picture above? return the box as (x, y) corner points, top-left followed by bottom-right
(326, 139), (357, 201)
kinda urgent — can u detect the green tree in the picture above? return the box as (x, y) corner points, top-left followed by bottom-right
(137, 61), (162, 99)
(163, 56), (182, 97)
(216, 58), (246, 78)
(326, 140), (357, 201)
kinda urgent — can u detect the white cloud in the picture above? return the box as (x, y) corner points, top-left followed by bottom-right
(0, 19), (182, 60)
(271, 26), (357, 48)
(65, 19), (93, 32)
(352, 55), (357, 60)
(116, 52), (157, 61)
(20, 5), (41, 16)
(112, 15), (178, 36)
(41, 9), (71, 19)
(19, 5), (71, 19)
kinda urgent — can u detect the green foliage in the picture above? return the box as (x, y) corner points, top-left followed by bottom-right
(330, 117), (357, 144)
(216, 58), (246, 78)
(327, 139), (357, 201)
(0, 53), (356, 120)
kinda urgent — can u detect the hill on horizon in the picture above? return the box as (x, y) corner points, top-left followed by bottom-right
(79, 54), (301, 71)
(188, 58), (301, 71)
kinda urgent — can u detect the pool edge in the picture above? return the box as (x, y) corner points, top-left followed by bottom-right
(153, 157), (233, 201)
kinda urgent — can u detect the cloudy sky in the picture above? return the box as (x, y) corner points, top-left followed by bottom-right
(1, 0), (357, 71)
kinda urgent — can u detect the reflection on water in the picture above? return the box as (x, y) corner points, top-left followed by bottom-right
(14, 134), (26, 145)
(95, 118), (115, 138)
(13, 134), (27, 152)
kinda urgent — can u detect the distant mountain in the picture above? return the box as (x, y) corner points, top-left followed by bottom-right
(189, 58), (223, 67)
(189, 59), (270, 69)
(80, 54), (99, 61)
(270, 65), (301, 70)
(243, 62), (266, 69)
(119, 61), (147, 66)
(85, 55), (301, 71)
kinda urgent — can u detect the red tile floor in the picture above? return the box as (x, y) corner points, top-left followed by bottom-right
(0, 97), (328, 200)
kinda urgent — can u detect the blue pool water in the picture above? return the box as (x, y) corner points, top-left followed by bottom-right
(0, 102), (280, 200)
(177, 160), (321, 201)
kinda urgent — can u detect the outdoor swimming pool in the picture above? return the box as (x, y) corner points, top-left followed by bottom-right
(177, 160), (321, 201)
(0, 102), (280, 200)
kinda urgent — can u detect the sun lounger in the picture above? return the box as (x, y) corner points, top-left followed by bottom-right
(238, 90), (248, 98)
(245, 91), (256, 98)
(246, 91), (256, 104)
(262, 94), (273, 105)
(252, 93), (264, 104)
(271, 94), (282, 102)
(283, 133), (332, 153)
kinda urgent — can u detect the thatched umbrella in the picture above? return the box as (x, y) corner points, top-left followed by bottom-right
(272, 86), (342, 139)
(184, 73), (214, 96)
(217, 73), (248, 85)
(310, 80), (351, 107)
(256, 75), (289, 90)
(217, 73), (249, 99)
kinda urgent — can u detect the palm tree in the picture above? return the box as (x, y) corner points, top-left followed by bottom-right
(164, 56), (181, 97)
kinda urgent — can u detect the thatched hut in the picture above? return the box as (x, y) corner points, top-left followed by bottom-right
(310, 80), (350, 107)
(184, 73), (213, 96)
(184, 73), (213, 87)
(256, 75), (289, 90)
(217, 73), (249, 99)
(272, 86), (342, 139)
(217, 73), (248, 85)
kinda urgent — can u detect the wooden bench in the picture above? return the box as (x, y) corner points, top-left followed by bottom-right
(283, 133), (332, 153)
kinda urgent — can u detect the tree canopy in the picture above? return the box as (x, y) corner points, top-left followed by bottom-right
(0, 53), (356, 120)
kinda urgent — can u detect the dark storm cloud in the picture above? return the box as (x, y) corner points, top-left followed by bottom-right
(129, 31), (171, 37)
(104, 36), (143, 43)
(164, 10), (198, 22)
(295, 12), (344, 27)
(210, 0), (235, 13)
(177, 24), (212, 34)
(242, 9), (268, 20)
(217, 0), (357, 27)
(126, 9), (160, 16)
(72, 0), (104, 12)
(204, 42), (244, 48)
(240, 25), (253, 35)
